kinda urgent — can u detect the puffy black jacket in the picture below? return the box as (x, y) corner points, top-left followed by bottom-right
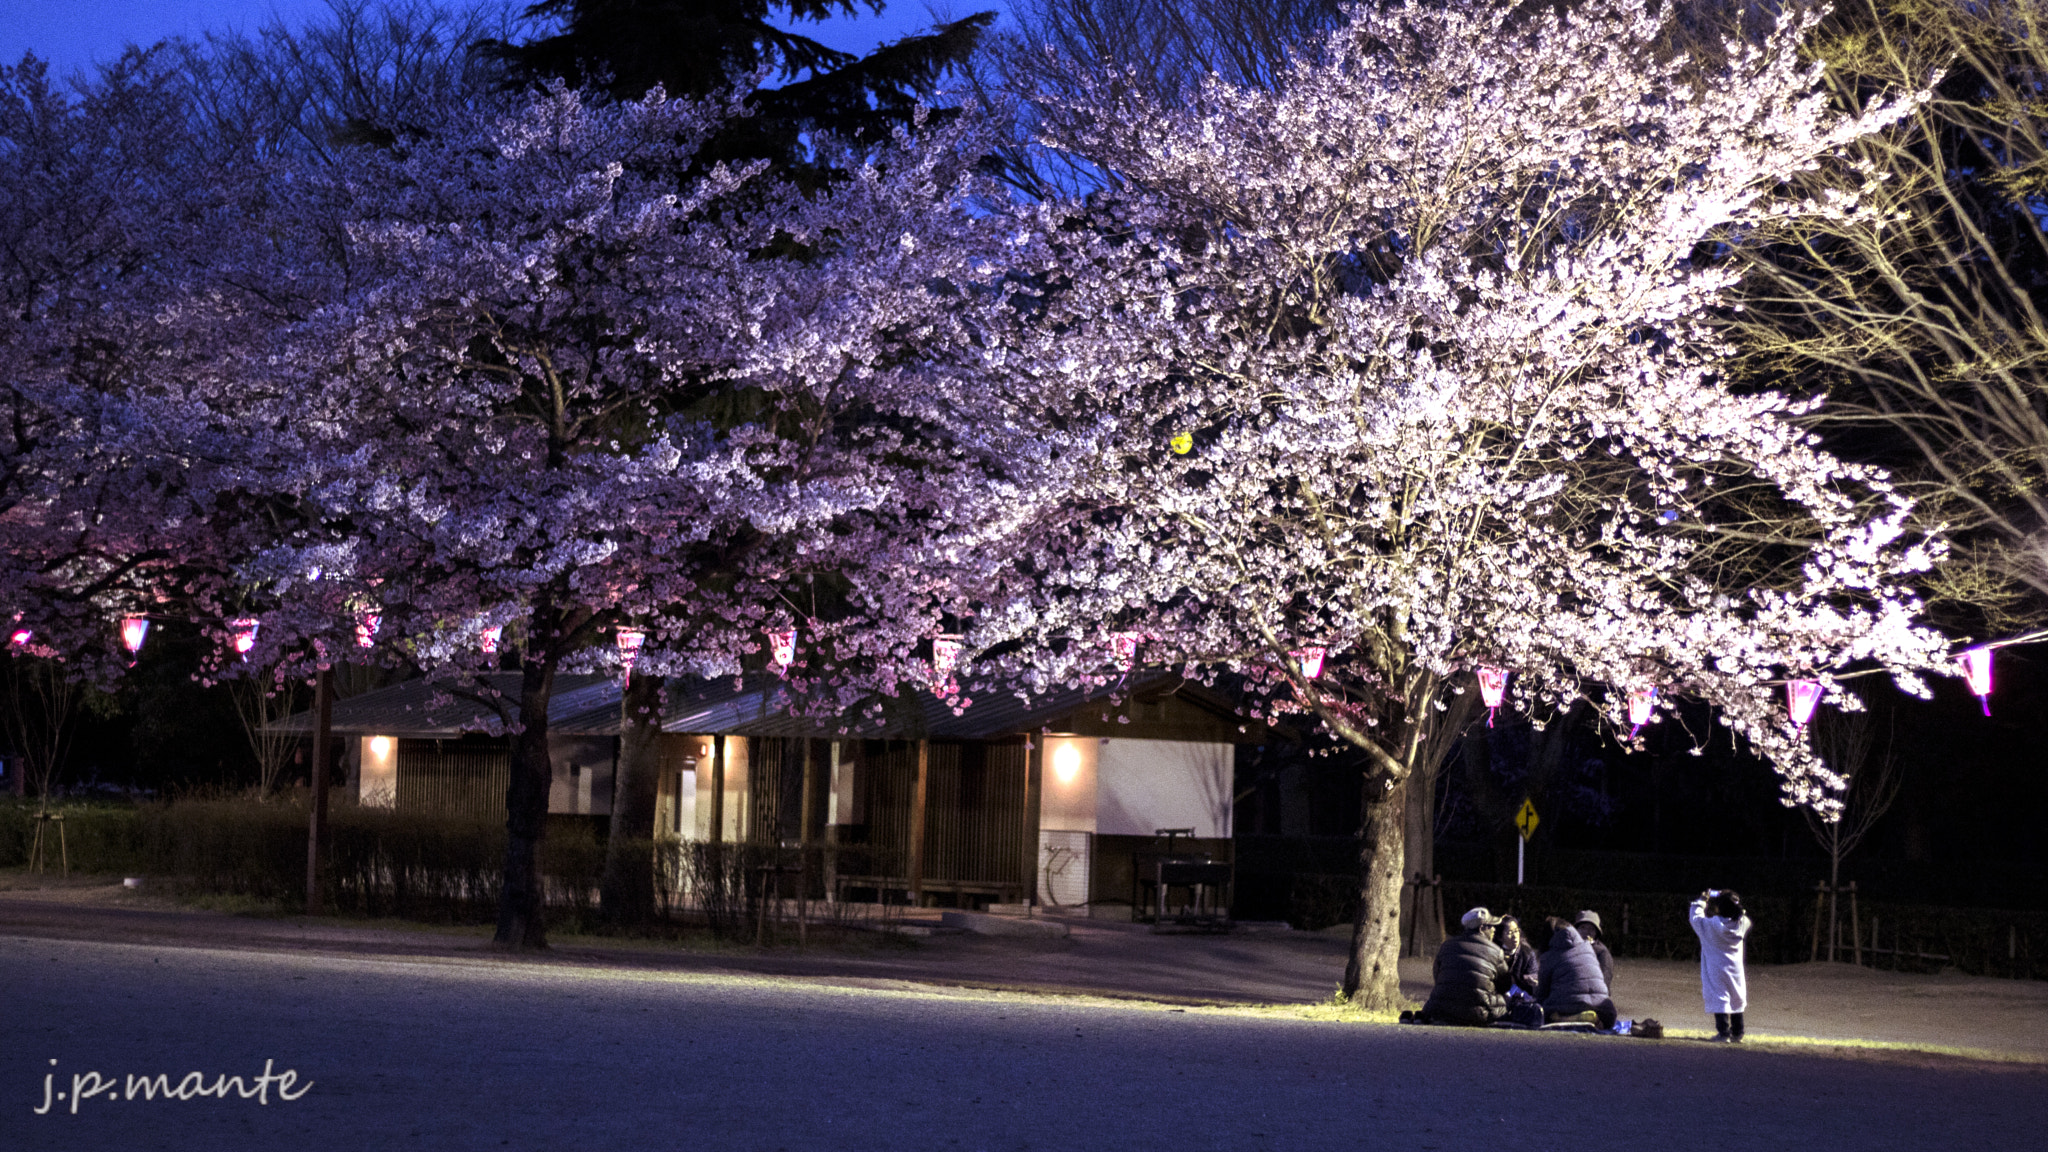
(1424, 930), (1510, 1024)
(1538, 924), (1611, 1015)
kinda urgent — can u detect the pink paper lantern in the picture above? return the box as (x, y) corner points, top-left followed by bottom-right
(231, 618), (260, 658)
(1785, 679), (1824, 727)
(9, 628), (31, 648)
(1627, 686), (1658, 734)
(1108, 631), (1141, 670)
(932, 635), (963, 684)
(1477, 666), (1508, 727)
(1958, 647), (1993, 716)
(767, 628), (797, 673)
(480, 625), (503, 658)
(120, 616), (151, 657)
(355, 613), (381, 649)
(1293, 647), (1326, 680)
(616, 628), (647, 675)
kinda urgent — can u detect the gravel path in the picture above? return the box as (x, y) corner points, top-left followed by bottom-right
(4, 932), (2044, 1152)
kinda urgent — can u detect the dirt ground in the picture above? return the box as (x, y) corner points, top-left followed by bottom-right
(3, 871), (2043, 1063)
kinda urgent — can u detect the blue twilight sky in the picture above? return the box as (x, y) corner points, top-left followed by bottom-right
(0, 1), (1012, 81)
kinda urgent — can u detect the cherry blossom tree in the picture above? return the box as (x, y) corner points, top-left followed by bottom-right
(962, 0), (1950, 1005)
(233, 82), (1010, 946)
(0, 49), (290, 681)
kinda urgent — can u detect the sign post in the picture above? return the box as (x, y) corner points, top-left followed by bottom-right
(1514, 797), (1540, 885)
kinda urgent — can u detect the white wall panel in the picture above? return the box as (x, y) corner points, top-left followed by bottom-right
(1094, 739), (1232, 839)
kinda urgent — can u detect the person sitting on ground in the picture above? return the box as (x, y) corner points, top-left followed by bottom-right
(1421, 907), (1512, 1025)
(1537, 921), (1617, 1029)
(1573, 909), (1615, 994)
(1493, 914), (1540, 997)
(1689, 888), (1750, 1042)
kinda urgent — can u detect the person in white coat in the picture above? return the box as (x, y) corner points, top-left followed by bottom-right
(1689, 888), (1750, 1042)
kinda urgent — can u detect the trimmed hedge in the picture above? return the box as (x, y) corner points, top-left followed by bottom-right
(0, 801), (149, 873)
(0, 796), (603, 923)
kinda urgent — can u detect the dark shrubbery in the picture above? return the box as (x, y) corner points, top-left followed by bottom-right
(0, 797), (902, 942)
(0, 795), (602, 923)
(1233, 860), (2048, 981)
(0, 800), (151, 873)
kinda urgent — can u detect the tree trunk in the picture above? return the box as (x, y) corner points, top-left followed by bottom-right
(1828, 844), (1842, 963)
(495, 599), (561, 949)
(600, 670), (664, 925)
(306, 667), (333, 915)
(1342, 775), (1408, 1008)
(1402, 758), (1442, 957)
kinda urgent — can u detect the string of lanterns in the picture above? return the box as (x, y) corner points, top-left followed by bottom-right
(1278, 642), (2013, 735)
(615, 627), (646, 677)
(12, 613), (2028, 725)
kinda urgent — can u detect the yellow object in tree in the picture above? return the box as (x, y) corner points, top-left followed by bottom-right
(1170, 433), (1193, 454)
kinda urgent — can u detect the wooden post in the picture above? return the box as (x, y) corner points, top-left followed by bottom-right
(799, 737), (818, 847)
(709, 735), (726, 846)
(1810, 880), (1825, 962)
(908, 740), (929, 906)
(823, 741), (841, 905)
(1021, 737), (1042, 907)
(707, 734), (727, 911)
(797, 738), (815, 947)
(1827, 881), (1840, 962)
(1849, 881), (1862, 966)
(306, 666), (333, 915)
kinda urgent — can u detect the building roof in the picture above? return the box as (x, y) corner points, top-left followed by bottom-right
(279, 670), (1264, 744)
(272, 673), (622, 738)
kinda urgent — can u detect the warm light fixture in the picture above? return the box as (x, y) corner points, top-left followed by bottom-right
(120, 616), (151, 660)
(932, 634), (963, 683)
(369, 735), (392, 758)
(1627, 686), (1658, 734)
(1958, 647), (1993, 716)
(1108, 631), (1141, 670)
(616, 628), (646, 675)
(480, 625), (503, 659)
(1292, 647), (1326, 680)
(1785, 679), (1824, 727)
(231, 618), (260, 658)
(1052, 743), (1081, 785)
(767, 628), (796, 673)
(1477, 666), (1508, 726)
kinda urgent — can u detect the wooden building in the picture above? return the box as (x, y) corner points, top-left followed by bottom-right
(288, 672), (1260, 915)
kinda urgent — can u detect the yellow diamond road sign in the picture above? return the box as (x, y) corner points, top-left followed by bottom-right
(1515, 797), (1540, 842)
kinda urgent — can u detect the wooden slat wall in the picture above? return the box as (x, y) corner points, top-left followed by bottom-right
(851, 739), (1026, 888)
(855, 740), (917, 860)
(925, 742), (1028, 885)
(747, 737), (781, 845)
(396, 740), (508, 821)
(740, 738), (819, 846)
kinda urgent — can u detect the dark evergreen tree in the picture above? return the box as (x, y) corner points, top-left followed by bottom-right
(480, 0), (994, 164)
